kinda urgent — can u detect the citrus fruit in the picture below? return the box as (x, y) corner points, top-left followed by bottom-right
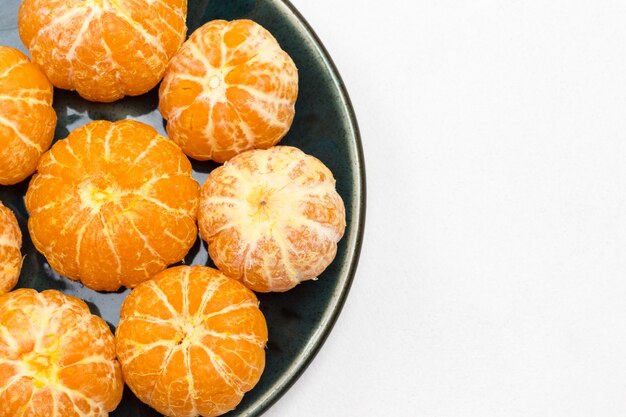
(0, 288), (123, 417)
(25, 120), (200, 292)
(116, 265), (268, 417)
(159, 19), (298, 163)
(0, 202), (22, 294)
(0, 46), (56, 185)
(198, 146), (346, 292)
(18, 0), (188, 103)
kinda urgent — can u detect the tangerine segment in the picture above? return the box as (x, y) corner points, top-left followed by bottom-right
(198, 146), (346, 292)
(0, 46), (56, 185)
(25, 120), (200, 292)
(0, 202), (22, 294)
(0, 289), (123, 417)
(159, 19), (298, 163)
(116, 265), (268, 417)
(18, 0), (187, 103)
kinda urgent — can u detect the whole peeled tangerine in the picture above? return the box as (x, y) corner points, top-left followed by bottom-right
(25, 120), (200, 291)
(0, 202), (22, 294)
(0, 289), (123, 417)
(198, 146), (346, 292)
(18, 0), (188, 102)
(116, 265), (268, 417)
(0, 46), (56, 185)
(159, 19), (298, 163)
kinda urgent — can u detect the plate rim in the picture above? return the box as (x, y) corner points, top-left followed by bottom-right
(249, 1), (367, 415)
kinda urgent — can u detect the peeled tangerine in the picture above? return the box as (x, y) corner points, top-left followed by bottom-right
(160, 19), (298, 163)
(25, 120), (199, 292)
(0, 289), (123, 417)
(199, 146), (346, 292)
(0, 46), (56, 185)
(18, 0), (188, 102)
(0, 202), (21, 294)
(116, 265), (268, 417)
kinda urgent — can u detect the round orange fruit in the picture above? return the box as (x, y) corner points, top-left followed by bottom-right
(0, 202), (22, 294)
(159, 19), (298, 163)
(0, 288), (123, 417)
(25, 120), (200, 292)
(18, 0), (188, 103)
(198, 146), (346, 292)
(116, 265), (268, 417)
(0, 46), (56, 185)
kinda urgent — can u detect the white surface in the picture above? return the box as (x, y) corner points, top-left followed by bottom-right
(267, 1), (626, 416)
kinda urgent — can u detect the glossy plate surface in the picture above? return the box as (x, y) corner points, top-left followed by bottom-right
(0, 0), (365, 415)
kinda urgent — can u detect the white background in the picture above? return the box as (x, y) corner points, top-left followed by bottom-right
(267, 0), (626, 416)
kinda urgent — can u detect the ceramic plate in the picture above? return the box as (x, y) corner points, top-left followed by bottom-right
(0, 0), (365, 415)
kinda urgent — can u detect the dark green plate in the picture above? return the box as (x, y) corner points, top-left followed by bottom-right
(0, 0), (365, 416)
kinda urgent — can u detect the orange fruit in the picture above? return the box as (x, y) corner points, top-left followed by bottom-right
(116, 265), (268, 417)
(0, 288), (123, 417)
(159, 19), (298, 163)
(0, 202), (22, 294)
(0, 46), (56, 185)
(18, 0), (188, 103)
(25, 120), (200, 292)
(198, 146), (346, 292)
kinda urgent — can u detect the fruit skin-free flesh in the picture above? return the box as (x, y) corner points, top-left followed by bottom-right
(0, 288), (123, 417)
(0, 202), (22, 294)
(159, 19), (299, 163)
(116, 265), (268, 417)
(25, 120), (200, 292)
(18, 0), (188, 102)
(0, 46), (56, 185)
(199, 146), (346, 292)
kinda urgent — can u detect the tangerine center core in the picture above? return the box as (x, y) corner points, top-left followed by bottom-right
(209, 75), (221, 89)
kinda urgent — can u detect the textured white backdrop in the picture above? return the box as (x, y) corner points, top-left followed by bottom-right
(266, 1), (626, 416)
